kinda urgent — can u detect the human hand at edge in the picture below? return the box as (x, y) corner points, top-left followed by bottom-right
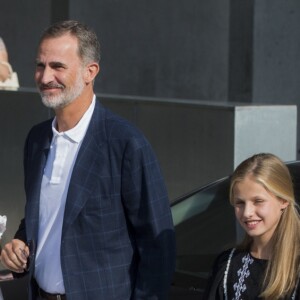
(0, 239), (29, 273)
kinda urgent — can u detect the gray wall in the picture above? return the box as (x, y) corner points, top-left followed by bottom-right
(2, 1), (300, 103)
(1, 0), (230, 101)
(1, 1), (300, 157)
(251, 2), (300, 158)
(70, 0), (230, 101)
(252, 1), (300, 104)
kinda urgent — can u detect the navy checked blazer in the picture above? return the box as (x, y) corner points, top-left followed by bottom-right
(15, 99), (176, 300)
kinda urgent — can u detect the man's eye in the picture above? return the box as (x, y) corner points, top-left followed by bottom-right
(52, 63), (65, 69)
(36, 63), (45, 69)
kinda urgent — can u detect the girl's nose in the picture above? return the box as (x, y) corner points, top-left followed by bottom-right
(243, 202), (254, 217)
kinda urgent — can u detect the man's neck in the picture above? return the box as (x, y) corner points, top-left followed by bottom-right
(55, 90), (94, 132)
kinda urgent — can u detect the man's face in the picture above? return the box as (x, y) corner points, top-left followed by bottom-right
(35, 34), (86, 109)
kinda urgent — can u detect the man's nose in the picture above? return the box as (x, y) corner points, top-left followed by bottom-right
(37, 66), (55, 84)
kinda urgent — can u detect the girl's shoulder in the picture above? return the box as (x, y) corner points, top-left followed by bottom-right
(202, 248), (243, 300)
(214, 248), (243, 267)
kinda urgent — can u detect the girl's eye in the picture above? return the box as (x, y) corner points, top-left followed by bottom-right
(254, 199), (264, 204)
(233, 200), (244, 207)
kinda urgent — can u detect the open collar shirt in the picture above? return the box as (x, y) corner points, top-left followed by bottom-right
(34, 96), (96, 294)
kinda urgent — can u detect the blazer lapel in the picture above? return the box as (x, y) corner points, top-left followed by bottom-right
(25, 123), (53, 241)
(62, 101), (108, 235)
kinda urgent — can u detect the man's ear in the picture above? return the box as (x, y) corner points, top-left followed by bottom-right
(84, 62), (100, 83)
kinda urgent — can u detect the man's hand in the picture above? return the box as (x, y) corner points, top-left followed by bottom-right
(0, 239), (29, 273)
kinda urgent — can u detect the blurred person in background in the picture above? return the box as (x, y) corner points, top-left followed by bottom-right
(0, 37), (10, 81)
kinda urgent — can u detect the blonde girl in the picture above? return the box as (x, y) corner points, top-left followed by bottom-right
(204, 153), (300, 299)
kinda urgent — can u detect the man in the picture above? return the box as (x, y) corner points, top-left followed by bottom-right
(0, 20), (175, 300)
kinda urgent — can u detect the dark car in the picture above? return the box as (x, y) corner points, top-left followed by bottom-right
(1, 161), (300, 300)
(169, 160), (300, 300)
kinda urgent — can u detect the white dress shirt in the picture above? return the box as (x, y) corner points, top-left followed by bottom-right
(34, 97), (96, 293)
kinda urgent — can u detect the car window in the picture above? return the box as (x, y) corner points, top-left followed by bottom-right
(171, 178), (236, 286)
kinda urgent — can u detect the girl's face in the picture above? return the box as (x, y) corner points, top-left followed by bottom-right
(232, 175), (288, 245)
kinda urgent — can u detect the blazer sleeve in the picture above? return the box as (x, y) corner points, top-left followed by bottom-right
(121, 136), (176, 299)
(11, 131), (30, 278)
(14, 124), (35, 244)
(14, 130), (31, 243)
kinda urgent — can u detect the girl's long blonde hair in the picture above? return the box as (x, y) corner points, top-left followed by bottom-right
(230, 153), (300, 299)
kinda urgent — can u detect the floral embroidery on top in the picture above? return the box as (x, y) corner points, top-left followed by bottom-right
(232, 253), (254, 299)
(223, 250), (298, 300)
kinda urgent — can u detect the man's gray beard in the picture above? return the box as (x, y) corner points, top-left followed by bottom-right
(40, 75), (85, 109)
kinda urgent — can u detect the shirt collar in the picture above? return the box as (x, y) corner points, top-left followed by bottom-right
(51, 95), (96, 143)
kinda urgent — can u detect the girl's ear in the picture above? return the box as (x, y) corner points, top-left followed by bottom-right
(280, 199), (289, 211)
